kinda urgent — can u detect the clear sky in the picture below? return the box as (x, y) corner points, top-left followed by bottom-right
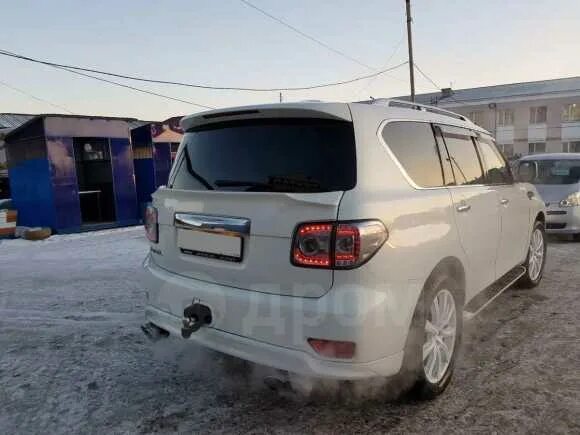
(1, 0), (579, 121)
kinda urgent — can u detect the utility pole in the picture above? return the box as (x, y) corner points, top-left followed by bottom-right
(405, 0), (415, 102)
(279, 92), (283, 103)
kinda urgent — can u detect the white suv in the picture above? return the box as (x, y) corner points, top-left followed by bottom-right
(141, 100), (546, 399)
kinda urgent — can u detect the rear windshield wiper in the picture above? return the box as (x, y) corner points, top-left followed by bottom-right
(183, 149), (214, 190)
(214, 180), (270, 188)
(214, 176), (322, 192)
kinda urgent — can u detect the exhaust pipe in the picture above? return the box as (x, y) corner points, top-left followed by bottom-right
(264, 375), (293, 393)
(263, 371), (314, 396)
(141, 322), (170, 341)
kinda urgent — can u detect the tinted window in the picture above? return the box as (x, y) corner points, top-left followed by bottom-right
(477, 137), (513, 184)
(382, 121), (444, 187)
(433, 127), (456, 186)
(440, 128), (484, 185)
(518, 159), (580, 185)
(171, 118), (356, 192)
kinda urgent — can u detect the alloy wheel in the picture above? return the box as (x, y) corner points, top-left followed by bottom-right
(422, 289), (457, 384)
(528, 228), (545, 281)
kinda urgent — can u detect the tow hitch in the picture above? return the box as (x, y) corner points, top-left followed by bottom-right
(181, 302), (212, 339)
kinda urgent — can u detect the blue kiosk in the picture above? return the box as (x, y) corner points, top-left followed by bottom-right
(130, 116), (182, 216)
(5, 115), (139, 233)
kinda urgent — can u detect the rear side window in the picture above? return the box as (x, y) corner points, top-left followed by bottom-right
(381, 121), (445, 188)
(171, 118), (356, 193)
(440, 127), (484, 185)
(476, 136), (513, 184)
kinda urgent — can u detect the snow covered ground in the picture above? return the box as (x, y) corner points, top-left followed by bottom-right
(0, 228), (578, 434)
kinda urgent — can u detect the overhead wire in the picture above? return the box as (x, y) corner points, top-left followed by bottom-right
(0, 48), (408, 93)
(54, 65), (216, 110)
(238, 0), (375, 70)
(0, 79), (75, 114)
(355, 33), (407, 100)
(413, 62), (465, 106)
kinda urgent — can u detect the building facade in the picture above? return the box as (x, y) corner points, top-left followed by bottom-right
(406, 77), (580, 160)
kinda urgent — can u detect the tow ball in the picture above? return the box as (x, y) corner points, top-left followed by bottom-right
(181, 303), (212, 339)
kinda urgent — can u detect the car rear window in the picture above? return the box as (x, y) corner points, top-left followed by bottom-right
(170, 118), (356, 193)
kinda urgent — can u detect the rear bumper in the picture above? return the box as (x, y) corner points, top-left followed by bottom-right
(145, 305), (403, 380)
(546, 206), (580, 234)
(140, 254), (413, 380)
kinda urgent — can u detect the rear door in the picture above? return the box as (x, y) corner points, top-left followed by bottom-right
(435, 125), (501, 295)
(151, 109), (356, 298)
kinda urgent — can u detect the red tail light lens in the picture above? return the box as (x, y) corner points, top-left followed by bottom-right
(145, 205), (158, 243)
(308, 338), (356, 359)
(334, 224), (361, 267)
(292, 223), (333, 267)
(292, 220), (387, 269)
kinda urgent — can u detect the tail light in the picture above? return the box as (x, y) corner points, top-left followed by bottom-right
(145, 204), (158, 243)
(292, 220), (387, 269)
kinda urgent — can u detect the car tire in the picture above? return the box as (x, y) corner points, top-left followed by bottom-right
(572, 233), (580, 242)
(516, 221), (547, 289)
(398, 273), (463, 401)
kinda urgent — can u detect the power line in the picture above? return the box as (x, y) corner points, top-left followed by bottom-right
(414, 63), (440, 90)
(0, 49), (214, 109)
(0, 48), (407, 92)
(54, 65), (216, 110)
(355, 33), (407, 99)
(239, 0), (374, 70)
(0, 79), (75, 114)
(414, 62), (465, 106)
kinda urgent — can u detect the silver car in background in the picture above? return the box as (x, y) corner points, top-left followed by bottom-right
(518, 153), (580, 240)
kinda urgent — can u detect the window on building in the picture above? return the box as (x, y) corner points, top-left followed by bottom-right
(497, 143), (515, 158)
(477, 137), (513, 184)
(563, 141), (580, 153)
(529, 142), (546, 154)
(562, 104), (580, 122)
(440, 127), (484, 185)
(381, 121), (445, 188)
(467, 111), (484, 126)
(529, 106), (547, 124)
(497, 109), (514, 126)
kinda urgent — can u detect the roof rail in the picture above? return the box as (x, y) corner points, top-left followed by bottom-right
(362, 98), (467, 122)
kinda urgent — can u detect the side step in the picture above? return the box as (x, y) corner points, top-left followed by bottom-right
(463, 265), (526, 321)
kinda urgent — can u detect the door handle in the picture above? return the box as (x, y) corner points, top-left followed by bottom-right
(500, 198), (510, 205)
(456, 204), (471, 213)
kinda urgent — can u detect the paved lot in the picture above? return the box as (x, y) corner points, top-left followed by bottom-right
(0, 228), (578, 434)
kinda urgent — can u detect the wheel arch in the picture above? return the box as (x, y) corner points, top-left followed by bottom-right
(424, 256), (466, 306)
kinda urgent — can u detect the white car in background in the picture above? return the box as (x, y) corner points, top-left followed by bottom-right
(141, 100), (546, 399)
(518, 153), (580, 241)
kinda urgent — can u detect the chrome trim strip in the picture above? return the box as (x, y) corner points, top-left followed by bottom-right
(174, 213), (251, 236)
